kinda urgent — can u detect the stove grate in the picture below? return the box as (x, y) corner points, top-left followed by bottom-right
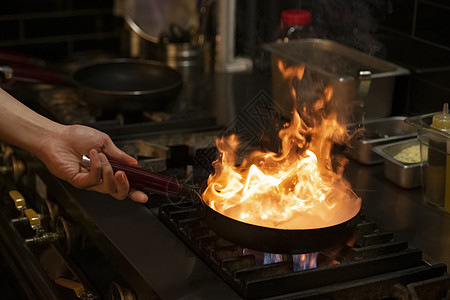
(158, 203), (448, 299)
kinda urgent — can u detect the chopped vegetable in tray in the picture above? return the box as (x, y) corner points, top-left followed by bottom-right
(393, 144), (421, 163)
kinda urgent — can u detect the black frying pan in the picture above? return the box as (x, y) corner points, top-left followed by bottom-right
(1, 53), (182, 112)
(200, 201), (361, 254)
(102, 159), (361, 254)
(71, 58), (182, 112)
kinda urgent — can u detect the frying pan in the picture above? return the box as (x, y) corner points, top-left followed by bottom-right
(1, 52), (183, 112)
(99, 159), (361, 254)
(71, 58), (182, 112)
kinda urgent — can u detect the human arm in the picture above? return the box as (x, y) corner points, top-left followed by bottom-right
(0, 88), (148, 203)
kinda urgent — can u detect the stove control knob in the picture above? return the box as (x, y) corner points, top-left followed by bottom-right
(55, 277), (97, 300)
(55, 216), (79, 254)
(108, 282), (136, 300)
(43, 199), (61, 231)
(9, 190), (27, 214)
(24, 208), (41, 229)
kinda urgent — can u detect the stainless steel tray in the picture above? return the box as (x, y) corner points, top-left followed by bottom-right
(347, 116), (418, 165)
(264, 39), (410, 122)
(372, 138), (422, 189)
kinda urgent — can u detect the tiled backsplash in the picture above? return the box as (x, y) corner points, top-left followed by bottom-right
(378, 0), (450, 114)
(2, 0), (448, 63)
(0, 0), (123, 60)
(381, 0), (450, 50)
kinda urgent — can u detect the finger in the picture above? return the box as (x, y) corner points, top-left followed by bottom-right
(97, 153), (116, 194)
(112, 171), (130, 200)
(72, 149), (102, 189)
(128, 188), (149, 203)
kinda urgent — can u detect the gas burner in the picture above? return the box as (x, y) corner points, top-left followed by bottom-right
(158, 202), (448, 300)
(37, 87), (217, 141)
(38, 87), (98, 124)
(242, 248), (330, 272)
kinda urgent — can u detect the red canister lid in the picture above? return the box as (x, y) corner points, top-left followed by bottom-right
(281, 9), (311, 26)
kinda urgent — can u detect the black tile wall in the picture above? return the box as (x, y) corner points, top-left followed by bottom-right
(0, 20), (20, 41)
(375, 0), (450, 114)
(24, 14), (116, 38)
(0, 0), (123, 60)
(380, 0), (415, 35)
(0, 0), (67, 15)
(415, 2), (450, 48)
(379, 0), (450, 50)
(73, 37), (122, 53)
(2, 42), (71, 61)
(71, 0), (114, 10)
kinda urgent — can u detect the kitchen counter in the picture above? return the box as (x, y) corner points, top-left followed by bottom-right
(346, 161), (450, 268)
(105, 68), (450, 270)
(60, 159), (449, 300)
(4, 66), (449, 299)
(56, 62), (449, 297)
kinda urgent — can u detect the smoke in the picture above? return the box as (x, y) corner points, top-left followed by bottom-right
(311, 0), (390, 56)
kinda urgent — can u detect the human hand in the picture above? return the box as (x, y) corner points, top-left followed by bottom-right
(36, 124), (148, 203)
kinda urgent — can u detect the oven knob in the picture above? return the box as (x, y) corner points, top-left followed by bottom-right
(24, 208), (41, 230)
(54, 277), (97, 300)
(55, 216), (78, 254)
(108, 282), (136, 300)
(21, 208), (59, 244)
(9, 190), (27, 215)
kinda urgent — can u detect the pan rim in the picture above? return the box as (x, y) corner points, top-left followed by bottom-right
(201, 195), (362, 232)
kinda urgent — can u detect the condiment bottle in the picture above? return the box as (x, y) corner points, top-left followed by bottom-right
(279, 9), (314, 43)
(431, 103), (450, 132)
(428, 103), (450, 210)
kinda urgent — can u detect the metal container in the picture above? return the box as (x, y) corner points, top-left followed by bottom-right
(372, 139), (422, 189)
(264, 39), (410, 123)
(406, 113), (450, 211)
(347, 116), (418, 165)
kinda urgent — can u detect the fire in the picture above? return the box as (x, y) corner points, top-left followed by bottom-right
(201, 60), (361, 230)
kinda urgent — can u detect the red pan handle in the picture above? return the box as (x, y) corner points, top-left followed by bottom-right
(81, 155), (185, 197)
(108, 160), (185, 197)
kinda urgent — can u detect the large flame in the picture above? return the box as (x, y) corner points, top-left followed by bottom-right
(202, 61), (361, 230)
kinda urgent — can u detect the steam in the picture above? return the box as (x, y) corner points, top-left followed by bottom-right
(311, 0), (388, 56)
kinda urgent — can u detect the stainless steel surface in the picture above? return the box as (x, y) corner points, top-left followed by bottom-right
(64, 183), (241, 300)
(348, 116), (418, 164)
(346, 161), (450, 268)
(264, 39), (410, 122)
(2, 65), (449, 299)
(54, 159), (450, 299)
(373, 138), (422, 189)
